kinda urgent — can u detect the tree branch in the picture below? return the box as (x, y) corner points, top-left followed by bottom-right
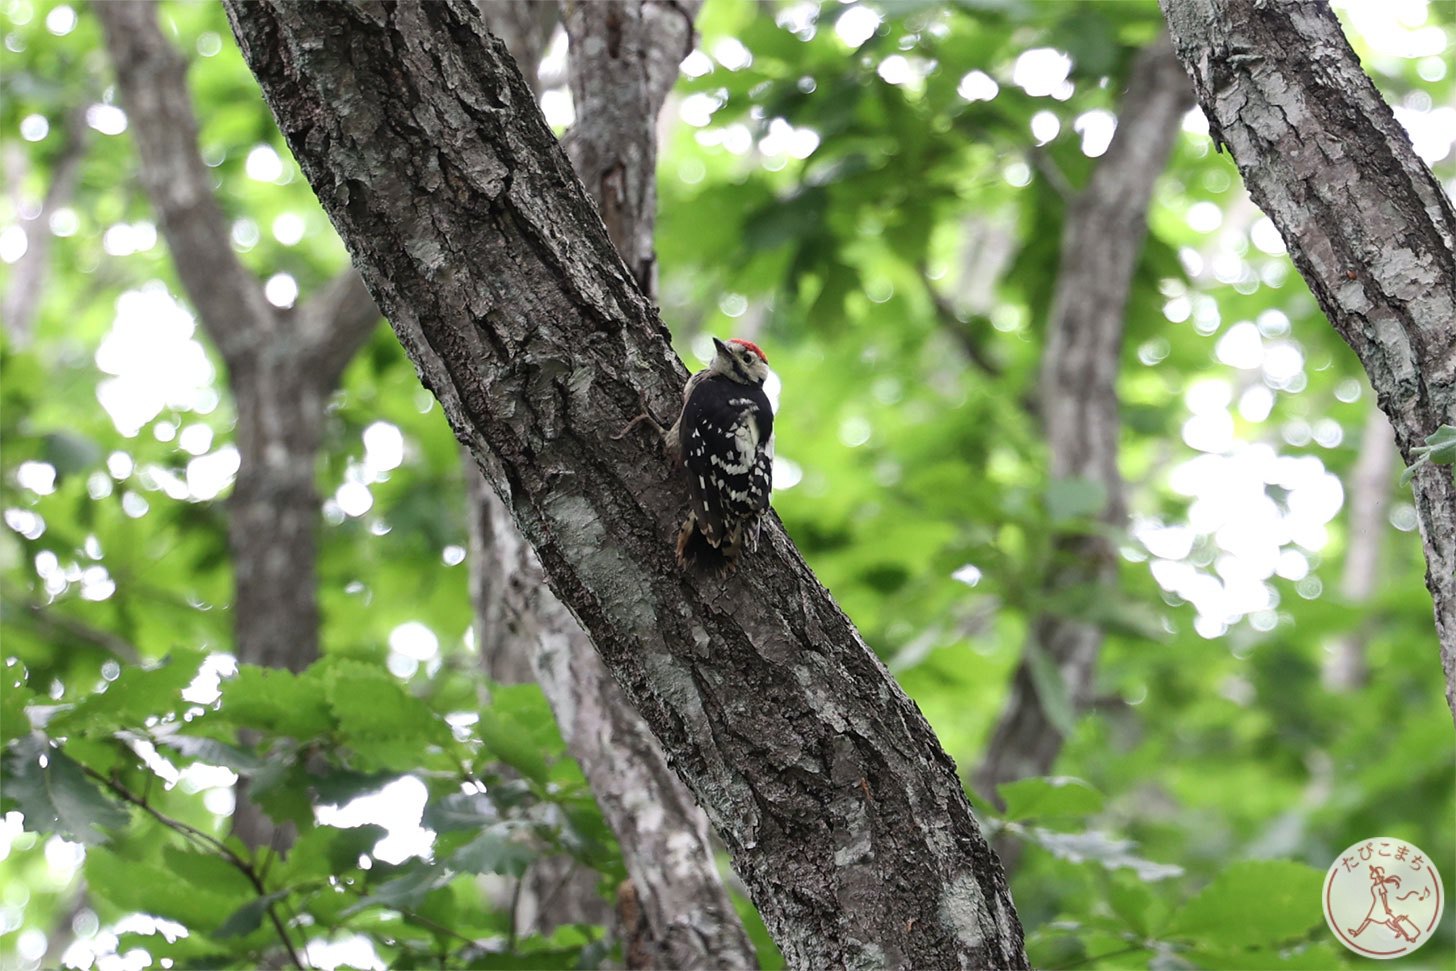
(93, 0), (274, 368)
(2, 103), (88, 344)
(920, 262), (1004, 378)
(1325, 404), (1398, 690)
(97, 0), (378, 855)
(222, 2), (1027, 966)
(974, 37), (1192, 810)
(1, 591), (143, 667)
(1160, 0), (1456, 720)
(295, 268), (381, 388)
(81, 765), (306, 970)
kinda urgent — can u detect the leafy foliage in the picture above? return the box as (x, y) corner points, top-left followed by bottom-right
(1400, 424), (1456, 485)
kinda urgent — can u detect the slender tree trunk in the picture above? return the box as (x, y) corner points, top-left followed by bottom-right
(469, 2), (754, 964)
(223, 3), (1027, 967)
(1160, 0), (1456, 722)
(974, 38), (1191, 810)
(1324, 405), (1398, 691)
(97, 0), (381, 849)
(2, 104), (87, 344)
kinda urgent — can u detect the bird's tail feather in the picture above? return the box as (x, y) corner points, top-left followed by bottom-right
(675, 515), (741, 573)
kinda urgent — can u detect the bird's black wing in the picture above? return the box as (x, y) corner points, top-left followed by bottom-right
(680, 376), (774, 546)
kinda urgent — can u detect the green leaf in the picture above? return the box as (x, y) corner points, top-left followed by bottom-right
(448, 824), (535, 877)
(215, 889), (291, 940)
(87, 846), (248, 931)
(1169, 860), (1325, 947)
(1401, 426), (1456, 485)
(1, 737), (129, 844)
(1045, 476), (1108, 523)
(163, 846), (255, 899)
(1423, 423), (1456, 452)
(277, 823), (388, 883)
(1018, 827), (1183, 881)
(42, 430), (102, 477)
(47, 649), (208, 737)
(218, 666), (334, 739)
(321, 660), (453, 771)
(999, 776), (1104, 821)
(248, 752), (314, 827)
(1022, 641), (1078, 738)
(1, 676), (42, 747)
(476, 709), (550, 785)
(341, 864), (449, 916)
(423, 792), (499, 833)
(153, 733), (264, 773)
(1107, 875), (1157, 937)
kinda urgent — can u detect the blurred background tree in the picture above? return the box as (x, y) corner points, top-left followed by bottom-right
(1, 1), (1452, 969)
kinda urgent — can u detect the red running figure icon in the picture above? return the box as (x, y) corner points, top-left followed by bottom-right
(1346, 865), (1426, 943)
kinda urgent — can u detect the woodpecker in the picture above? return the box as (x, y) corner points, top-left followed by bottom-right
(616, 337), (774, 572)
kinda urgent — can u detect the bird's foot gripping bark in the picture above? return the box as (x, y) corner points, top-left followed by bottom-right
(613, 387), (667, 442)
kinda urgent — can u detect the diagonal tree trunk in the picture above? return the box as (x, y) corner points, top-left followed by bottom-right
(973, 38), (1192, 809)
(474, 0), (559, 99)
(96, 0), (381, 850)
(470, 2), (755, 965)
(222, 3), (1028, 967)
(1160, 0), (1456, 722)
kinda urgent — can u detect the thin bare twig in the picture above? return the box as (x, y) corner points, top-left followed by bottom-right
(1, 592), (143, 666)
(81, 766), (306, 969)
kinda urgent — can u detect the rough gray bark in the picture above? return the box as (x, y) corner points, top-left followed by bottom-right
(223, 3), (1026, 968)
(973, 39), (1192, 805)
(471, 2), (753, 965)
(1324, 406), (1398, 691)
(475, 0), (559, 98)
(469, 476), (614, 941)
(1160, 0), (1456, 720)
(96, 0), (381, 847)
(478, 481), (755, 968)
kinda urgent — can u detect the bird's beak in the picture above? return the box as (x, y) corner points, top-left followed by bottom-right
(712, 337), (729, 357)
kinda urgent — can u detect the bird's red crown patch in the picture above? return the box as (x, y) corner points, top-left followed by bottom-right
(729, 338), (768, 363)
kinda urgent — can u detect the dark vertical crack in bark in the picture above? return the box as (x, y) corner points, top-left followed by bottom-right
(222, 2), (1027, 967)
(974, 38), (1192, 812)
(1160, 0), (1456, 720)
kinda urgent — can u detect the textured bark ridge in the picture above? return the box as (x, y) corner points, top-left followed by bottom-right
(975, 38), (1192, 806)
(97, 0), (381, 851)
(222, 2), (1027, 967)
(472, 2), (754, 966)
(1160, 0), (1456, 720)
